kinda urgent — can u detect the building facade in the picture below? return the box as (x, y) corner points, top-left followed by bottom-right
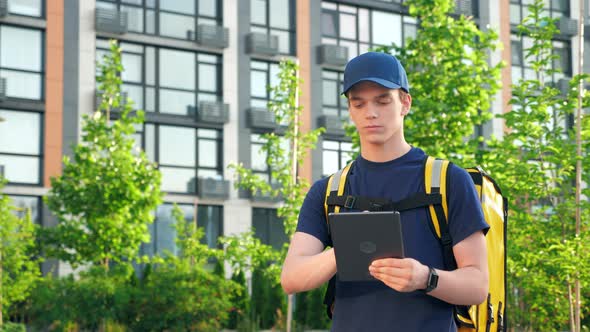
(0, 0), (587, 275)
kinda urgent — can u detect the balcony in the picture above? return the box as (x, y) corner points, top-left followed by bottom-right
(95, 8), (128, 35)
(246, 32), (279, 56)
(318, 44), (348, 67)
(188, 24), (229, 49)
(248, 107), (278, 131)
(317, 114), (347, 137)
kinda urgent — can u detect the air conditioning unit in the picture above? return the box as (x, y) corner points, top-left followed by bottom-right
(95, 8), (128, 34)
(190, 24), (230, 49)
(317, 114), (347, 137)
(248, 107), (278, 131)
(557, 17), (578, 37)
(318, 44), (348, 67)
(455, 0), (474, 16)
(197, 178), (230, 200)
(0, 77), (6, 100)
(249, 183), (282, 202)
(196, 101), (229, 124)
(246, 32), (279, 56)
(0, 0), (8, 17)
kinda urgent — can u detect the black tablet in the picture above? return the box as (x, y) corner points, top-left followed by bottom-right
(328, 211), (405, 282)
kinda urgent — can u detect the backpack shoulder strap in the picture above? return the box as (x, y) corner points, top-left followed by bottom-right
(324, 161), (354, 220)
(424, 156), (456, 269)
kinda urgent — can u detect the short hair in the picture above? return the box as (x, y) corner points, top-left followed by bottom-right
(346, 88), (410, 105)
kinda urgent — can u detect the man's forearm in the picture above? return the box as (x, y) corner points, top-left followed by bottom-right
(281, 248), (337, 294)
(428, 266), (488, 305)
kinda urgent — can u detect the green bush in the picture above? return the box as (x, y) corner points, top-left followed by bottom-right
(123, 262), (238, 332)
(0, 322), (25, 332)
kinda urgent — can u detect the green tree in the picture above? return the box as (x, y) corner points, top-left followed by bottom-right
(42, 39), (162, 269)
(226, 59), (325, 330)
(0, 179), (41, 329)
(480, 1), (590, 330)
(346, 0), (502, 164)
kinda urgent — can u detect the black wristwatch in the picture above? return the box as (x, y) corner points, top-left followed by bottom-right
(421, 266), (439, 293)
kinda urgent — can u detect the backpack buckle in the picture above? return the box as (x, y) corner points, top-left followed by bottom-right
(441, 233), (453, 246)
(344, 196), (356, 209)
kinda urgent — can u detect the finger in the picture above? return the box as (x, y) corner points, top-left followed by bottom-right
(371, 258), (404, 268)
(368, 265), (409, 279)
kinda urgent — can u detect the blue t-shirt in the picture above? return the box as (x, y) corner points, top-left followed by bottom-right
(296, 147), (488, 332)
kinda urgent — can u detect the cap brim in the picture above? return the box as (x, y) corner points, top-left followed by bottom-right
(342, 77), (403, 95)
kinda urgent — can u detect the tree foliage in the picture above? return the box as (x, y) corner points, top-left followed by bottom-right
(42, 40), (162, 269)
(346, 0), (502, 164)
(479, 1), (590, 329)
(0, 179), (41, 328)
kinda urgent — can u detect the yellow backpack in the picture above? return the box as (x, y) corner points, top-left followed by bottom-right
(323, 156), (507, 332)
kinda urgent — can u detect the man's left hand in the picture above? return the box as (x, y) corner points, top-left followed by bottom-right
(369, 258), (429, 292)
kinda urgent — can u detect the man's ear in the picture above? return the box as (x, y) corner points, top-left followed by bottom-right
(401, 94), (412, 116)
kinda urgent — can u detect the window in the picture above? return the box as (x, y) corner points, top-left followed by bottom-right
(250, 60), (280, 109)
(96, 0), (221, 38)
(142, 203), (223, 257)
(96, 39), (222, 116)
(0, 25), (44, 100)
(8, 0), (43, 17)
(143, 124), (222, 193)
(510, 0), (569, 25)
(322, 140), (354, 177)
(0, 109), (42, 185)
(321, 1), (417, 60)
(250, 134), (290, 184)
(250, 0), (295, 55)
(322, 70), (348, 117)
(511, 36), (571, 83)
(7, 195), (41, 224)
(252, 208), (287, 250)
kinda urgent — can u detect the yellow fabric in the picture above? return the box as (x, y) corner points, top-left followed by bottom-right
(324, 175), (334, 218)
(334, 162), (353, 214)
(424, 157), (442, 238)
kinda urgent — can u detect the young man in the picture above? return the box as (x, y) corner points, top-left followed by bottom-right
(281, 52), (489, 331)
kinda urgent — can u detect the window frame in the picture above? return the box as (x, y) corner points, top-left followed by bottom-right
(0, 108), (44, 186)
(250, 0), (296, 55)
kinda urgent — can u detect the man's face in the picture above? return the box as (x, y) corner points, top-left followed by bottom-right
(347, 82), (411, 147)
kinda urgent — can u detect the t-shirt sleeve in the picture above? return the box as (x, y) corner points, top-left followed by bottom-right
(296, 177), (331, 248)
(447, 164), (489, 246)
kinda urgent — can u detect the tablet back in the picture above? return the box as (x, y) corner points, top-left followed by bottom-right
(328, 211), (404, 282)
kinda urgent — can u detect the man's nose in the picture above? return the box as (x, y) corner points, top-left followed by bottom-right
(364, 103), (378, 119)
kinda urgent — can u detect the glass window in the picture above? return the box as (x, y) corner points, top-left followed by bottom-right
(143, 203), (222, 258)
(142, 124), (222, 193)
(98, 40), (221, 116)
(8, 195), (40, 224)
(251, 0), (267, 25)
(0, 26), (43, 100)
(322, 140), (354, 177)
(160, 0), (195, 15)
(98, 0), (221, 38)
(322, 70), (348, 117)
(250, 0), (295, 55)
(372, 11), (402, 47)
(8, 0), (42, 17)
(159, 49), (196, 89)
(321, 2), (413, 61)
(269, 0), (290, 29)
(0, 110), (41, 184)
(199, 0), (218, 17)
(252, 208), (288, 250)
(197, 205), (223, 249)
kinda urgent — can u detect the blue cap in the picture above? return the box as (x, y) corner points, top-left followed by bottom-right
(342, 52), (410, 95)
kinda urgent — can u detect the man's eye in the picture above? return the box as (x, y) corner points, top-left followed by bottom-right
(377, 99), (391, 105)
(353, 104), (364, 108)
